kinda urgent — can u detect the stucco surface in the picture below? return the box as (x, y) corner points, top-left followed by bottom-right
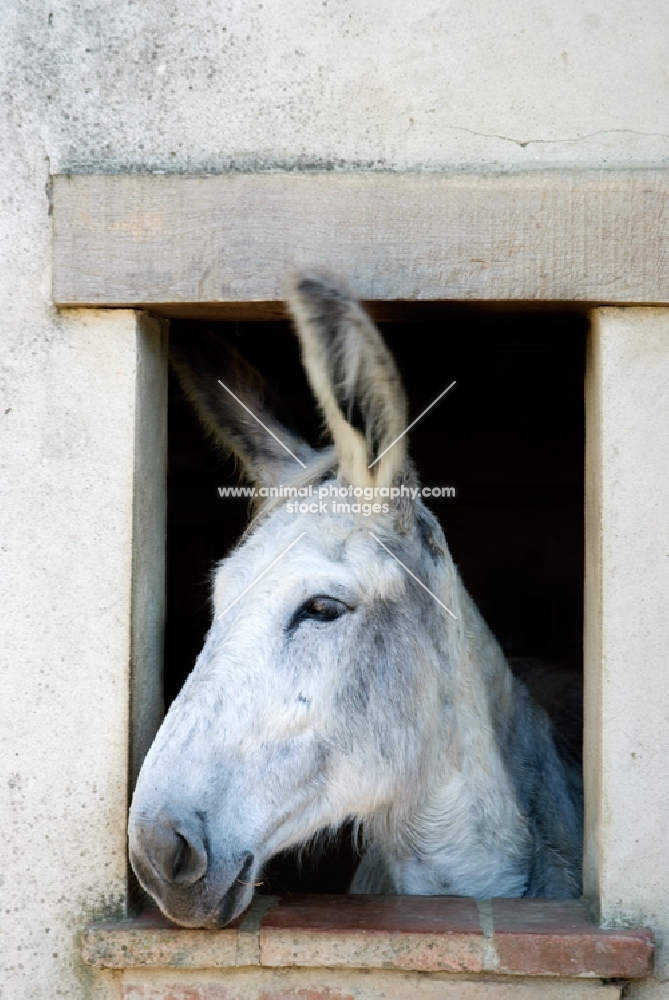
(2, 1), (669, 998)
(0, 308), (144, 1000)
(585, 310), (669, 997)
(3, 0), (669, 175)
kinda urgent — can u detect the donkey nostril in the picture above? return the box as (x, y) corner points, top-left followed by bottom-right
(169, 828), (208, 886)
(171, 832), (188, 879)
(135, 819), (209, 888)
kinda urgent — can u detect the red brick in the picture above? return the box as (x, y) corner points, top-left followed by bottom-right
(260, 894), (484, 972)
(84, 908), (239, 969)
(491, 899), (654, 978)
(124, 987), (209, 1000)
(85, 896), (654, 980)
(259, 990), (355, 1000)
(261, 894), (482, 933)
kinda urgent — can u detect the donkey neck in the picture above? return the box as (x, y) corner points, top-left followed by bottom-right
(372, 585), (535, 897)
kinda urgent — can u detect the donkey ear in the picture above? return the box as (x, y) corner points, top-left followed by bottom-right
(286, 274), (408, 489)
(170, 329), (315, 488)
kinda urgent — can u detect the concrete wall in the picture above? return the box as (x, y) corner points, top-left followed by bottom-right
(5, 0), (669, 175)
(0, 309), (167, 1000)
(584, 310), (669, 999)
(1, 1), (669, 998)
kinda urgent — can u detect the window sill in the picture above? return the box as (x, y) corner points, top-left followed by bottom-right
(82, 895), (653, 980)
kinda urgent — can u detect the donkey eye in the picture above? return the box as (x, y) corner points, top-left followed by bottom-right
(288, 596), (350, 630)
(307, 597), (346, 618)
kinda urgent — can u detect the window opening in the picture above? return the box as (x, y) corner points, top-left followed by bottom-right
(164, 305), (586, 895)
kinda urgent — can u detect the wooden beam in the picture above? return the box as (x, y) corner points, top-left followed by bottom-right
(52, 172), (669, 311)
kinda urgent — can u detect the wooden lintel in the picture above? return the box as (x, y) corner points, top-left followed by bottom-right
(52, 171), (669, 309)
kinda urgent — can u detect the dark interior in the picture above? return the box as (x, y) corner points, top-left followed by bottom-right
(164, 306), (587, 894)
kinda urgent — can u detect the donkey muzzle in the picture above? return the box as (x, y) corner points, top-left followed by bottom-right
(129, 810), (255, 927)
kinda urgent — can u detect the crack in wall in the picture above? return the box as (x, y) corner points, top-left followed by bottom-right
(438, 125), (669, 148)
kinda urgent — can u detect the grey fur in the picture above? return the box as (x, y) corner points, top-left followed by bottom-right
(170, 328), (315, 488)
(128, 275), (582, 928)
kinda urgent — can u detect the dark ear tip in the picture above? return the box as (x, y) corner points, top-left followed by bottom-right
(291, 271), (352, 305)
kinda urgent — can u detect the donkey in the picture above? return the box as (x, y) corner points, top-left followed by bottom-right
(128, 275), (583, 928)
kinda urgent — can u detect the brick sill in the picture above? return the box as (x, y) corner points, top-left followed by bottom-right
(82, 895), (653, 980)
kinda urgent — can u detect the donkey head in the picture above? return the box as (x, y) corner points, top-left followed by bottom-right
(128, 276), (461, 926)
